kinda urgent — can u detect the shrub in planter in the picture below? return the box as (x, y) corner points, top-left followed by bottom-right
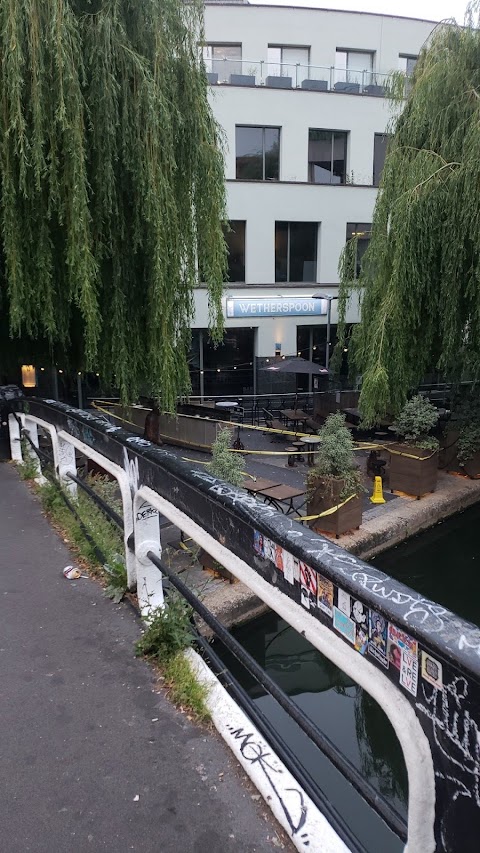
(307, 413), (364, 538)
(390, 395), (439, 497)
(457, 422), (480, 478)
(197, 428), (245, 579)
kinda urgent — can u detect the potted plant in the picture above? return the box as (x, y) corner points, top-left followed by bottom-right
(307, 413), (364, 538)
(441, 394), (480, 478)
(457, 422), (480, 478)
(389, 395), (439, 497)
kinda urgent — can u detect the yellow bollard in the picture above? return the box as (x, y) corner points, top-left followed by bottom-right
(370, 476), (386, 504)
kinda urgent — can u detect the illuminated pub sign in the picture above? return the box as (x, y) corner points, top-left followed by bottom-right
(225, 296), (327, 318)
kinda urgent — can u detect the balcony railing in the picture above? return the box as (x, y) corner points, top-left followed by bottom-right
(205, 59), (396, 97)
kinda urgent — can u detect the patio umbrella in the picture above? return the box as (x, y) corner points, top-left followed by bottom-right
(261, 357), (329, 375)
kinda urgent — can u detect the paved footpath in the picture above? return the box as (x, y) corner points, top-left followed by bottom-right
(0, 462), (288, 852)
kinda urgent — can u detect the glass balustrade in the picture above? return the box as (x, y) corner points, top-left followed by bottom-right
(205, 60), (393, 97)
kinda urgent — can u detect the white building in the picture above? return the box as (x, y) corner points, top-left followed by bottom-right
(192, 3), (435, 397)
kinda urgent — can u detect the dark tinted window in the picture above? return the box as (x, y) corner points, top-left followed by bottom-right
(236, 126), (280, 181)
(346, 222), (371, 277)
(275, 222), (318, 282)
(225, 221), (246, 282)
(308, 130), (347, 185)
(373, 133), (390, 187)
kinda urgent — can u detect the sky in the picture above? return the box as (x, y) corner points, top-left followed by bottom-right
(252, 0), (470, 24)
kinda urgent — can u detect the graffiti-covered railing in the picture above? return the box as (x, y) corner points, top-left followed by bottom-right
(8, 397), (480, 853)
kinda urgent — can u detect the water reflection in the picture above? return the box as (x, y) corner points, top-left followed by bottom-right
(216, 612), (407, 853)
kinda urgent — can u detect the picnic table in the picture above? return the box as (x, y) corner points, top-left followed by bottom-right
(280, 409), (309, 429)
(242, 478), (305, 515)
(260, 484), (306, 516)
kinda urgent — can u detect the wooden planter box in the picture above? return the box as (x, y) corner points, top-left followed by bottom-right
(463, 451), (480, 479)
(389, 444), (438, 497)
(307, 477), (362, 539)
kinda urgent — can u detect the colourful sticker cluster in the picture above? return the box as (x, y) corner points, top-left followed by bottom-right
(253, 530), (444, 700)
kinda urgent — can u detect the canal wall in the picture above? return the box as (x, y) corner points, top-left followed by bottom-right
(342, 471), (480, 561)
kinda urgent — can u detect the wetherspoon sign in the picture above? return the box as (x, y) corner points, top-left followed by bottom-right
(225, 296), (327, 318)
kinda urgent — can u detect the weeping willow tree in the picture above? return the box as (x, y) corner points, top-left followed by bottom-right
(0, 0), (227, 409)
(334, 2), (480, 426)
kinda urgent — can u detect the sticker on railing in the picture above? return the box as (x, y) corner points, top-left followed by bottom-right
(251, 529), (433, 698)
(368, 610), (389, 669)
(317, 575), (333, 616)
(421, 651), (443, 690)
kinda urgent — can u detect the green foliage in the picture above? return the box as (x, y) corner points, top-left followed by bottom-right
(103, 556), (128, 603)
(209, 427), (244, 487)
(16, 441), (39, 480)
(38, 474), (125, 587)
(307, 413), (363, 500)
(0, 0), (227, 409)
(135, 594), (209, 719)
(161, 652), (210, 721)
(451, 392), (480, 464)
(135, 593), (194, 661)
(335, 2), (480, 424)
(392, 395), (439, 448)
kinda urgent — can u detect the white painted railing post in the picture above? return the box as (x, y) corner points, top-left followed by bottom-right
(8, 413), (23, 462)
(133, 490), (163, 619)
(56, 434), (78, 498)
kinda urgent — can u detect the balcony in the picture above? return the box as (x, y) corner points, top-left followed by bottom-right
(205, 59), (398, 97)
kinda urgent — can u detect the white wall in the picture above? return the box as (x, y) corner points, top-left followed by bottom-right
(197, 5), (436, 359)
(204, 5), (435, 73)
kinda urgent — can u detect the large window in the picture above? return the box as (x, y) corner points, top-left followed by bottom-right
(203, 44), (242, 81)
(399, 54), (418, 76)
(373, 133), (390, 187)
(225, 221), (246, 282)
(275, 222), (318, 282)
(346, 222), (371, 277)
(267, 45), (310, 85)
(236, 126), (280, 181)
(308, 129), (347, 185)
(335, 49), (374, 86)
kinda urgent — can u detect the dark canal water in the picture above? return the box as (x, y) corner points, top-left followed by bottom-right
(215, 502), (480, 852)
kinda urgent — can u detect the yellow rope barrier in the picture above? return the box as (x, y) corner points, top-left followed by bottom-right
(92, 402), (436, 461)
(295, 494), (356, 522)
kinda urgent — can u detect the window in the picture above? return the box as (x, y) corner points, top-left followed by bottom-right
(373, 133), (390, 187)
(399, 54), (418, 76)
(275, 222), (318, 282)
(203, 44), (242, 81)
(236, 126), (280, 181)
(336, 49), (374, 86)
(225, 221), (245, 282)
(308, 130), (347, 185)
(346, 223), (371, 277)
(268, 45), (310, 85)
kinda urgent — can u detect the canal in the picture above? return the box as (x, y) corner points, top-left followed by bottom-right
(215, 501), (480, 852)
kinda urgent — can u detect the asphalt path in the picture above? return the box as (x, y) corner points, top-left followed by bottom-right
(0, 462), (288, 852)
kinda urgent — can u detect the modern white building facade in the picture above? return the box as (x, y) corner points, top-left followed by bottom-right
(192, 3), (436, 396)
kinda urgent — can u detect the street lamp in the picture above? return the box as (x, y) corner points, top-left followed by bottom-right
(311, 292), (339, 371)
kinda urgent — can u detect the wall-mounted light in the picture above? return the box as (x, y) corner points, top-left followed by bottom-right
(40, 367), (45, 372)
(58, 369), (64, 375)
(233, 366), (237, 370)
(274, 342), (281, 357)
(217, 368), (221, 373)
(95, 372), (100, 377)
(21, 365), (37, 388)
